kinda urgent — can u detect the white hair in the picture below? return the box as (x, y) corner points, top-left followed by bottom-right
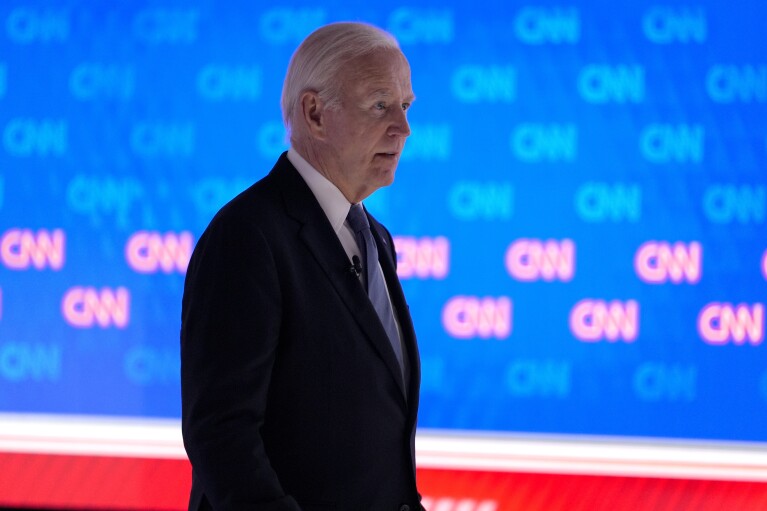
(281, 22), (401, 135)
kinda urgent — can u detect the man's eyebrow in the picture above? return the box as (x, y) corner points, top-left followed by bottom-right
(366, 88), (393, 98)
(366, 89), (417, 102)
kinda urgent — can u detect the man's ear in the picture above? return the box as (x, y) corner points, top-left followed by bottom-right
(299, 91), (326, 139)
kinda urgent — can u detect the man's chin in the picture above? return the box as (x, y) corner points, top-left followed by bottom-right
(377, 167), (397, 186)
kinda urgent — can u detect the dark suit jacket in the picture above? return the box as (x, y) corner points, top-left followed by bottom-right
(181, 153), (422, 511)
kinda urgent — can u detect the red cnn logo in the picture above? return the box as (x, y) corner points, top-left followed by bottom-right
(505, 238), (575, 282)
(762, 249), (767, 280)
(394, 235), (449, 279)
(125, 231), (193, 274)
(635, 241), (701, 284)
(0, 228), (65, 270)
(442, 296), (512, 339)
(61, 287), (131, 329)
(698, 302), (763, 346)
(570, 299), (639, 342)
(420, 497), (498, 511)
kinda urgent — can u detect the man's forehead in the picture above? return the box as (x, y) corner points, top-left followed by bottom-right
(345, 60), (413, 96)
(364, 86), (416, 102)
(343, 50), (409, 78)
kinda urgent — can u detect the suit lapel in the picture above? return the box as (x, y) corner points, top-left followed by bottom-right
(369, 214), (421, 406)
(272, 156), (408, 401)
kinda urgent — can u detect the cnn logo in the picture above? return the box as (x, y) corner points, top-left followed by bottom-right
(125, 230), (193, 273)
(0, 228), (65, 270)
(506, 238), (574, 282)
(635, 241), (701, 284)
(442, 296), (512, 339)
(698, 302), (763, 346)
(762, 248), (767, 280)
(394, 235), (449, 279)
(570, 299), (639, 342)
(62, 286), (130, 329)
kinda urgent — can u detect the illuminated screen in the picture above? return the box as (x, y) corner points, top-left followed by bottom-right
(0, 0), (766, 447)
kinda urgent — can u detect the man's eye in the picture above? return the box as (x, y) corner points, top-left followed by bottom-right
(375, 102), (387, 110)
(402, 103), (410, 111)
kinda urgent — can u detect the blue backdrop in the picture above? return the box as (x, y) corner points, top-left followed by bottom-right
(0, 1), (765, 442)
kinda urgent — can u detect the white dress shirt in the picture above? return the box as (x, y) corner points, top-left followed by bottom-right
(288, 148), (361, 263)
(287, 148), (406, 368)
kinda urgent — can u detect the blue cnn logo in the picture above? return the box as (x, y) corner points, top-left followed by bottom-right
(387, 8), (453, 44)
(640, 124), (704, 163)
(401, 123), (451, 161)
(452, 65), (516, 103)
(3, 118), (67, 157)
(6, 7), (68, 44)
(257, 122), (289, 159)
(0, 342), (62, 382)
(124, 347), (179, 385)
(707, 65), (767, 103)
(643, 7), (706, 44)
(448, 181), (514, 221)
(514, 7), (579, 44)
(259, 8), (326, 44)
(132, 8), (199, 44)
(578, 65), (645, 103)
(511, 123), (577, 162)
(190, 177), (253, 217)
(70, 64), (135, 100)
(506, 359), (571, 398)
(575, 182), (641, 223)
(634, 363), (696, 402)
(704, 185), (765, 224)
(131, 122), (195, 157)
(197, 65), (261, 101)
(66, 175), (144, 228)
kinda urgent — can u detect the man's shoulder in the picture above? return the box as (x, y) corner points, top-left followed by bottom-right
(203, 157), (293, 234)
(219, 155), (295, 215)
(211, 177), (272, 226)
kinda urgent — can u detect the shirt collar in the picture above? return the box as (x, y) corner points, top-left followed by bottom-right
(287, 147), (353, 235)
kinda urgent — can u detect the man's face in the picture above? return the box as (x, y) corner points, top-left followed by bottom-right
(321, 49), (414, 203)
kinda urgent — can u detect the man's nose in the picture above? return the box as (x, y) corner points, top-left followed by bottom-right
(388, 107), (411, 137)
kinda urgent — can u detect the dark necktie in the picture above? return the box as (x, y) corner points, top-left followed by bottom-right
(346, 203), (405, 377)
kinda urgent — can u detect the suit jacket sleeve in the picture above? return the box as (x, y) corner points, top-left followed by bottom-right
(180, 209), (300, 511)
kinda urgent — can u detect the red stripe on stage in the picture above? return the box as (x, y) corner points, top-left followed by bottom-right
(417, 469), (767, 511)
(0, 452), (191, 510)
(1, 452), (766, 510)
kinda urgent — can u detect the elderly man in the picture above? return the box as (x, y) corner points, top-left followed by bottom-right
(181, 22), (423, 511)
